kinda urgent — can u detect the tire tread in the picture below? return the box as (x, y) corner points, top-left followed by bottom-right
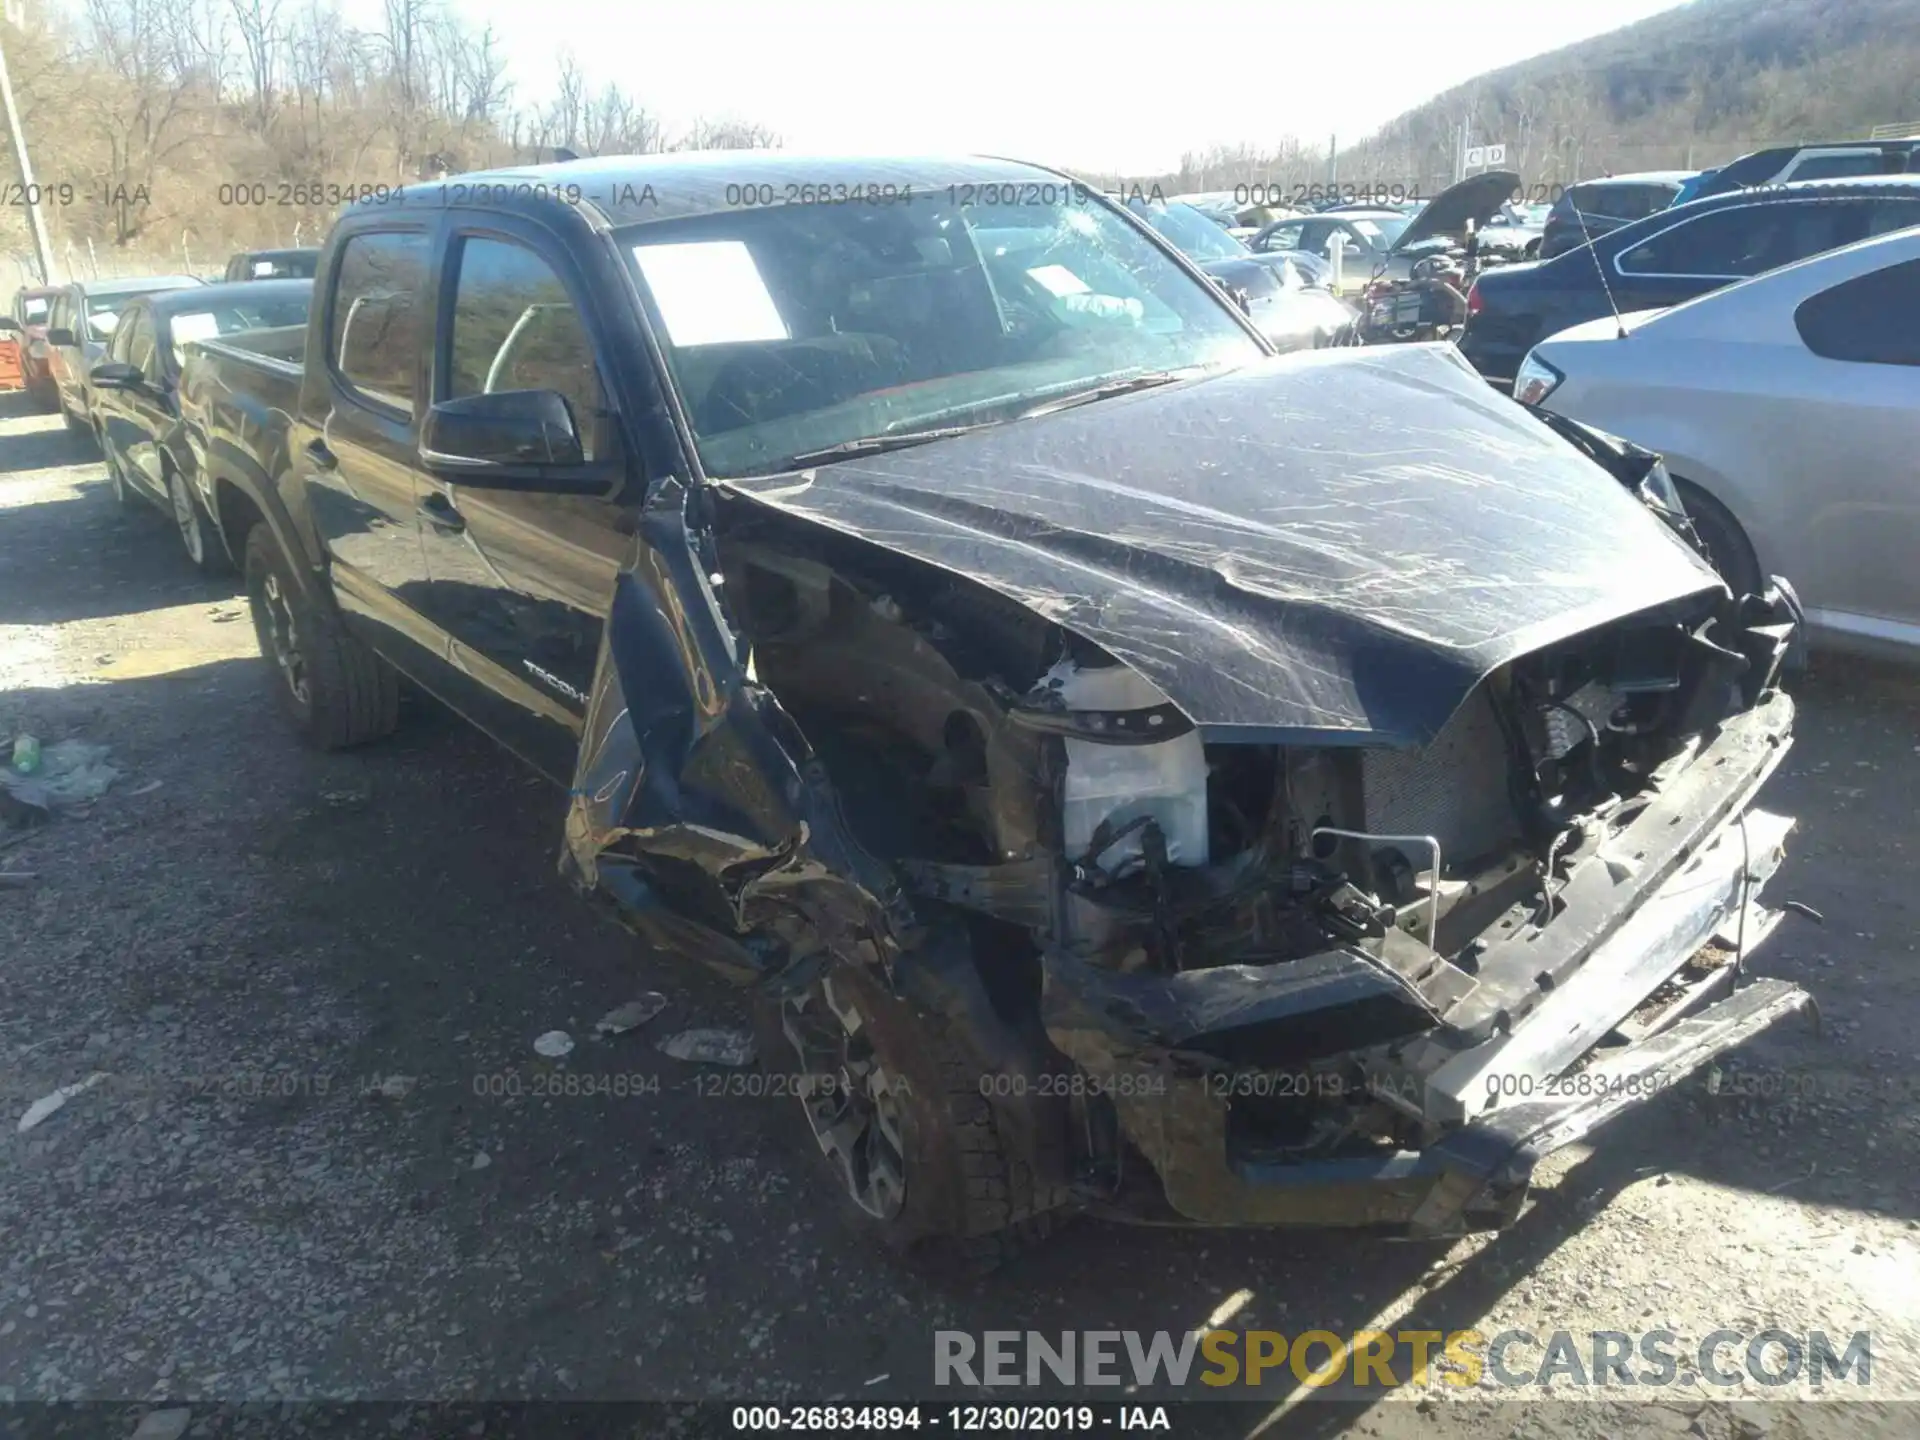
(244, 524), (398, 750)
(920, 1007), (1071, 1274)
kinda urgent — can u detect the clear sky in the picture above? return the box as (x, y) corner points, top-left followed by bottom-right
(360, 0), (1690, 174)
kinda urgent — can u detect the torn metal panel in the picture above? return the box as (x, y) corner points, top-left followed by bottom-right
(1040, 946), (1439, 1074)
(721, 345), (1725, 747)
(563, 478), (911, 976)
(1101, 1078), (1456, 1228)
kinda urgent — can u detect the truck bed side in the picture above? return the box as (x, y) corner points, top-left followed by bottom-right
(176, 326), (312, 571)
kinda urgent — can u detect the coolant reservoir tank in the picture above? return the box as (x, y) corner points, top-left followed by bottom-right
(1045, 658), (1210, 870)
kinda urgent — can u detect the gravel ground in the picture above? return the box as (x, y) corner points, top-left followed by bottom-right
(1, 389), (1917, 1438)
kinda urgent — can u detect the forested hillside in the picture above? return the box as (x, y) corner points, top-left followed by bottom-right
(1149, 0), (1920, 199)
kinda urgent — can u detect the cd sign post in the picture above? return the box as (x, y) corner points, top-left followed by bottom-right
(1462, 141), (1508, 174)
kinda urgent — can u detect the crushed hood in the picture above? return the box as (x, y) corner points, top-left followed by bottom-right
(1393, 170), (1522, 253)
(719, 345), (1722, 747)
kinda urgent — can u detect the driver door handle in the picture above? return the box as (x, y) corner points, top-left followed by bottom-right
(417, 492), (466, 534)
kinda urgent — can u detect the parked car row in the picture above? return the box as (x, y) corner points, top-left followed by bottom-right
(1, 247), (320, 420)
(2, 275), (203, 428)
(91, 279), (314, 572)
(1122, 197), (1357, 347)
(1463, 176), (1920, 384)
(1537, 139), (1920, 259)
(68, 151), (1809, 1272)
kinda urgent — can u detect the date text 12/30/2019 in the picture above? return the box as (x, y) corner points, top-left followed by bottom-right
(730, 1404), (1175, 1431)
(718, 182), (1171, 210)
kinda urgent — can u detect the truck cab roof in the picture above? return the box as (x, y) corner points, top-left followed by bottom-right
(350, 152), (1078, 229)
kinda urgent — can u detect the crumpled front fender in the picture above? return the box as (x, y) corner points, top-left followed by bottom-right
(561, 479), (912, 982)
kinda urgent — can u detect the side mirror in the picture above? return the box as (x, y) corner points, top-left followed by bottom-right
(420, 389), (586, 472)
(90, 361), (142, 390)
(47, 327), (74, 347)
(0, 316), (19, 334)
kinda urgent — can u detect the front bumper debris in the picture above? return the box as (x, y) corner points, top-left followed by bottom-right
(1411, 978), (1810, 1233)
(1047, 692), (1803, 1230)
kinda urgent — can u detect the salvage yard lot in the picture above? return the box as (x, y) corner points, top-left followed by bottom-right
(1, 387), (1917, 1435)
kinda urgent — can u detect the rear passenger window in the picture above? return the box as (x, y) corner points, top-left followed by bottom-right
(447, 236), (606, 461)
(1795, 258), (1920, 366)
(1618, 202), (1866, 277)
(1785, 153), (1892, 183)
(1572, 185), (1673, 223)
(329, 231), (430, 414)
(1627, 186), (1679, 219)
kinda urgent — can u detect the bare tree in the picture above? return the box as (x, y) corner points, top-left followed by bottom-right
(78, 0), (212, 242)
(230, 0), (285, 133)
(676, 115), (779, 151)
(379, 0), (430, 178)
(229, 0), (282, 131)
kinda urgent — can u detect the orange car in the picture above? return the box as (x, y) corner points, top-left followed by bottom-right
(2, 285), (61, 404)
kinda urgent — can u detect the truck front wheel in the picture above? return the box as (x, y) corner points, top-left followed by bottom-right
(759, 963), (1062, 1275)
(243, 524), (399, 749)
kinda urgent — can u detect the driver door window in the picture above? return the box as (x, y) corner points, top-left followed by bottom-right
(1619, 206), (1784, 278)
(106, 310), (133, 362)
(1259, 222), (1304, 252)
(447, 236), (607, 462)
(122, 311), (157, 376)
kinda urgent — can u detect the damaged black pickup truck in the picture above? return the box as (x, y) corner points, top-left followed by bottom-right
(186, 153), (1808, 1269)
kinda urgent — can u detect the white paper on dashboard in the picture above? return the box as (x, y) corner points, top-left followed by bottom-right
(632, 241), (790, 346)
(170, 312), (221, 346)
(1026, 264), (1091, 297)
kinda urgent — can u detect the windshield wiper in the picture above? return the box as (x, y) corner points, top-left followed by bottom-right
(1015, 368), (1202, 420)
(784, 422), (1003, 468)
(779, 369), (1207, 469)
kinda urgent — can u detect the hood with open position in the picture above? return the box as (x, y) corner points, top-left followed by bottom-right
(1392, 170), (1523, 254)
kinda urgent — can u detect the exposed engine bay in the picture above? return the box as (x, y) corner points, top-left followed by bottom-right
(1359, 227), (1522, 344)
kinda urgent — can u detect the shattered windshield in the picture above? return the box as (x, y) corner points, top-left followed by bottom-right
(621, 193), (1263, 479)
(1128, 200), (1248, 262)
